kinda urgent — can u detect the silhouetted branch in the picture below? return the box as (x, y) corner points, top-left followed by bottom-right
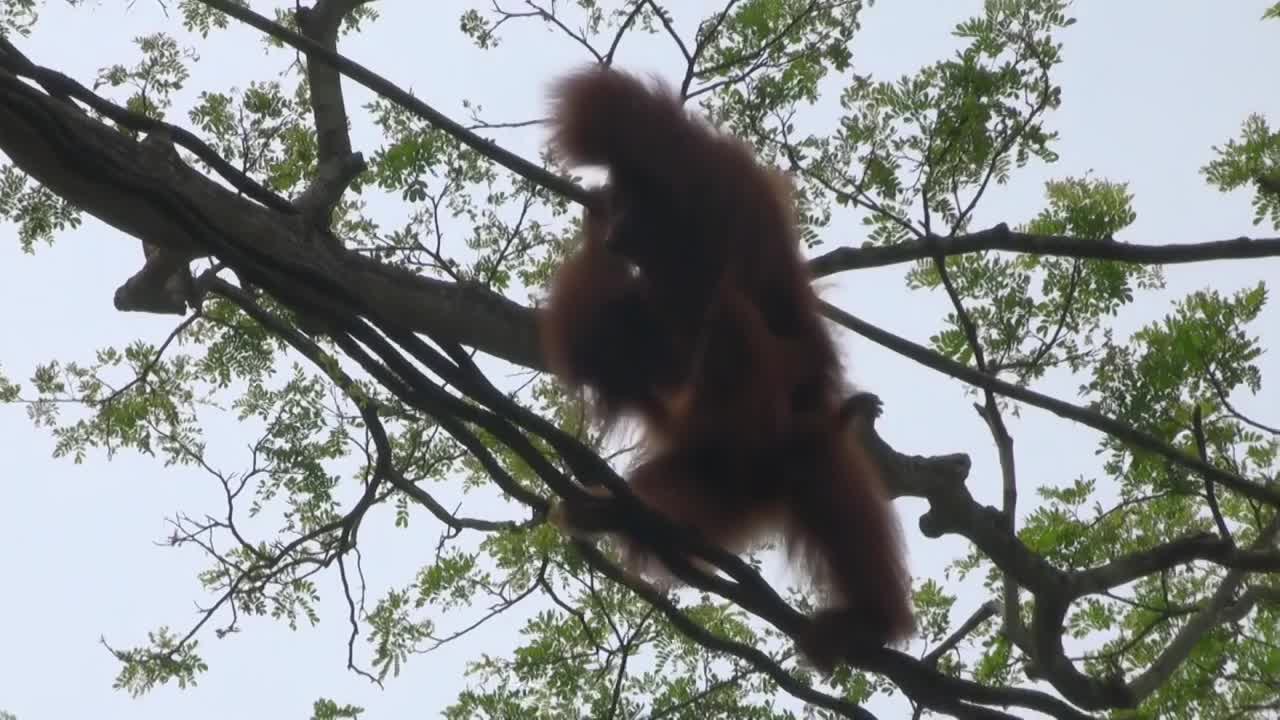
(645, 1), (692, 64)
(925, 600), (1001, 667)
(810, 223), (1280, 277)
(519, 0), (607, 63)
(680, 0), (742, 96)
(820, 301), (1280, 509)
(1193, 405), (1233, 542)
(604, 1), (649, 64)
(1072, 532), (1280, 596)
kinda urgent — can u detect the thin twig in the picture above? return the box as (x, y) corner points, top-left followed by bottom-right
(1193, 405), (1233, 543)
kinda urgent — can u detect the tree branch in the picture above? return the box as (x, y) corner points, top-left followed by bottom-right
(1071, 532), (1280, 596)
(1193, 405), (1233, 542)
(810, 223), (1280, 278)
(195, 0), (588, 204)
(574, 541), (881, 720)
(0, 68), (546, 367)
(291, 0), (370, 227)
(297, 0), (366, 164)
(1204, 367), (1280, 437)
(1128, 515), (1280, 702)
(924, 600), (1001, 666)
(820, 301), (1280, 508)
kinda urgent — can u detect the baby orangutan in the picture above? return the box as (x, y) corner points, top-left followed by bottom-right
(538, 65), (913, 671)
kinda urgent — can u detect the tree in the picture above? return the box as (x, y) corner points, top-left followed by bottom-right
(2, 1), (1279, 719)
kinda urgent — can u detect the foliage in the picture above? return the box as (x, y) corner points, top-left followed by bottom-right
(1, 2), (1278, 719)
(1203, 114), (1280, 229)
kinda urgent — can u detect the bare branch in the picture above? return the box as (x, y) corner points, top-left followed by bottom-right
(810, 223), (1280, 278)
(337, 553), (382, 685)
(521, 0), (606, 63)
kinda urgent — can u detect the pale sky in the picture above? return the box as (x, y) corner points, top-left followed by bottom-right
(2, 2), (1278, 718)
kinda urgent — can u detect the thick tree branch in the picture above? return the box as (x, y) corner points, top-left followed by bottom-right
(291, 0), (370, 224)
(862, 646), (1094, 720)
(112, 237), (196, 315)
(1072, 532), (1280, 596)
(0, 37), (294, 215)
(871, 438), (1066, 596)
(1025, 591), (1132, 709)
(297, 0), (365, 165)
(0, 68), (545, 368)
(855, 403), (1127, 712)
(294, 150), (366, 224)
(1024, 517), (1280, 710)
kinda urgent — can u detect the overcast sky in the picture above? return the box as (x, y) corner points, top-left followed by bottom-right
(2, 2), (1279, 718)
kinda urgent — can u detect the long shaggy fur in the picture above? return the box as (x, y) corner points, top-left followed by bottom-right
(539, 65), (913, 670)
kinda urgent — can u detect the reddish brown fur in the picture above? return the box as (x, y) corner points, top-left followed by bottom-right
(539, 65), (913, 670)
